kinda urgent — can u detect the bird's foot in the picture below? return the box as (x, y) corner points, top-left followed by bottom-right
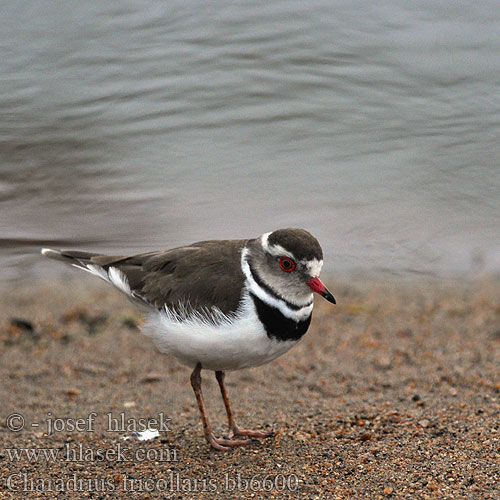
(205, 432), (254, 451)
(231, 426), (274, 439)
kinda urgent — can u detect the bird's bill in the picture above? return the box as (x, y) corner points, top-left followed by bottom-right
(306, 277), (336, 304)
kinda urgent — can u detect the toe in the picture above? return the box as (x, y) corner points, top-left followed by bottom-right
(205, 433), (254, 450)
(232, 427), (274, 439)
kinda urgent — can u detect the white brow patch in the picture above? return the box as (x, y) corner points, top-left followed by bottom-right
(260, 232), (294, 259)
(302, 258), (323, 277)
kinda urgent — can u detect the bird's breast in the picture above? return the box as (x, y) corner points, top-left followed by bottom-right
(140, 294), (301, 371)
(249, 292), (312, 341)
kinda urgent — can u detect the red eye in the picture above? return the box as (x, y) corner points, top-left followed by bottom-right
(279, 256), (296, 272)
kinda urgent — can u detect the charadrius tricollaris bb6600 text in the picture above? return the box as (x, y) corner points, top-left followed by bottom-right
(42, 228), (335, 451)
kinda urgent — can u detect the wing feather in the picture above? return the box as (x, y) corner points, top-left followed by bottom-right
(43, 240), (249, 316)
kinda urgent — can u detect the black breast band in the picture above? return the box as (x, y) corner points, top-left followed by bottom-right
(250, 292), (311, 341)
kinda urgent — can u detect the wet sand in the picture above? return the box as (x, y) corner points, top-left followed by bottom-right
(1, 274), (500, 499)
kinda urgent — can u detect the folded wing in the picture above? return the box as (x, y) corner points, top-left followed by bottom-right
(41, 240), (248, 316)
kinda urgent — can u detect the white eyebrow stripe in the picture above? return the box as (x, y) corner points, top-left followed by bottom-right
(301, 258), (323, 277)
(261, 233), (323, 275)
(261, 232), (295, 259)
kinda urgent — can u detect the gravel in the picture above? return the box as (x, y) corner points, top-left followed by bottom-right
(1, 274), (499, 499)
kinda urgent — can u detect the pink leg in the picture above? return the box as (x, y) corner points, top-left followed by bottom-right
(215, 370), (274, 440)
(190, 363), (253, 451)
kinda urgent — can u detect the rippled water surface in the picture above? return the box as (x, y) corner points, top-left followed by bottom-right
(1, 1), (499, 281)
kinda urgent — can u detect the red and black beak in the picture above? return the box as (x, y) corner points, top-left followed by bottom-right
(307, 277), (336, 304)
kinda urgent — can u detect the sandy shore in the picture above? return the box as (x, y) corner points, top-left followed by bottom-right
(1, 274), (500, 499)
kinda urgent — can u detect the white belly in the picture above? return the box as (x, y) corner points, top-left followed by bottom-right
(141, 294), (300, 371)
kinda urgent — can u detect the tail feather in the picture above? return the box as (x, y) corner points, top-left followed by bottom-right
(41, 248), (108, 280)
(41, 248), (64, 260)
(41, 248), (99, 263)
(41, 248), (140, 301)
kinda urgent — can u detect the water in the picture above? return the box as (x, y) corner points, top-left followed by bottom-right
(1, 0), (499, 282)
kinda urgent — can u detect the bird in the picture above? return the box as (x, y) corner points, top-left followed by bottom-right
(41, 228), (335, 451)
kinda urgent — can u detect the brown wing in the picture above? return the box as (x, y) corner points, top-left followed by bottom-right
(51, 239), (249, 315)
